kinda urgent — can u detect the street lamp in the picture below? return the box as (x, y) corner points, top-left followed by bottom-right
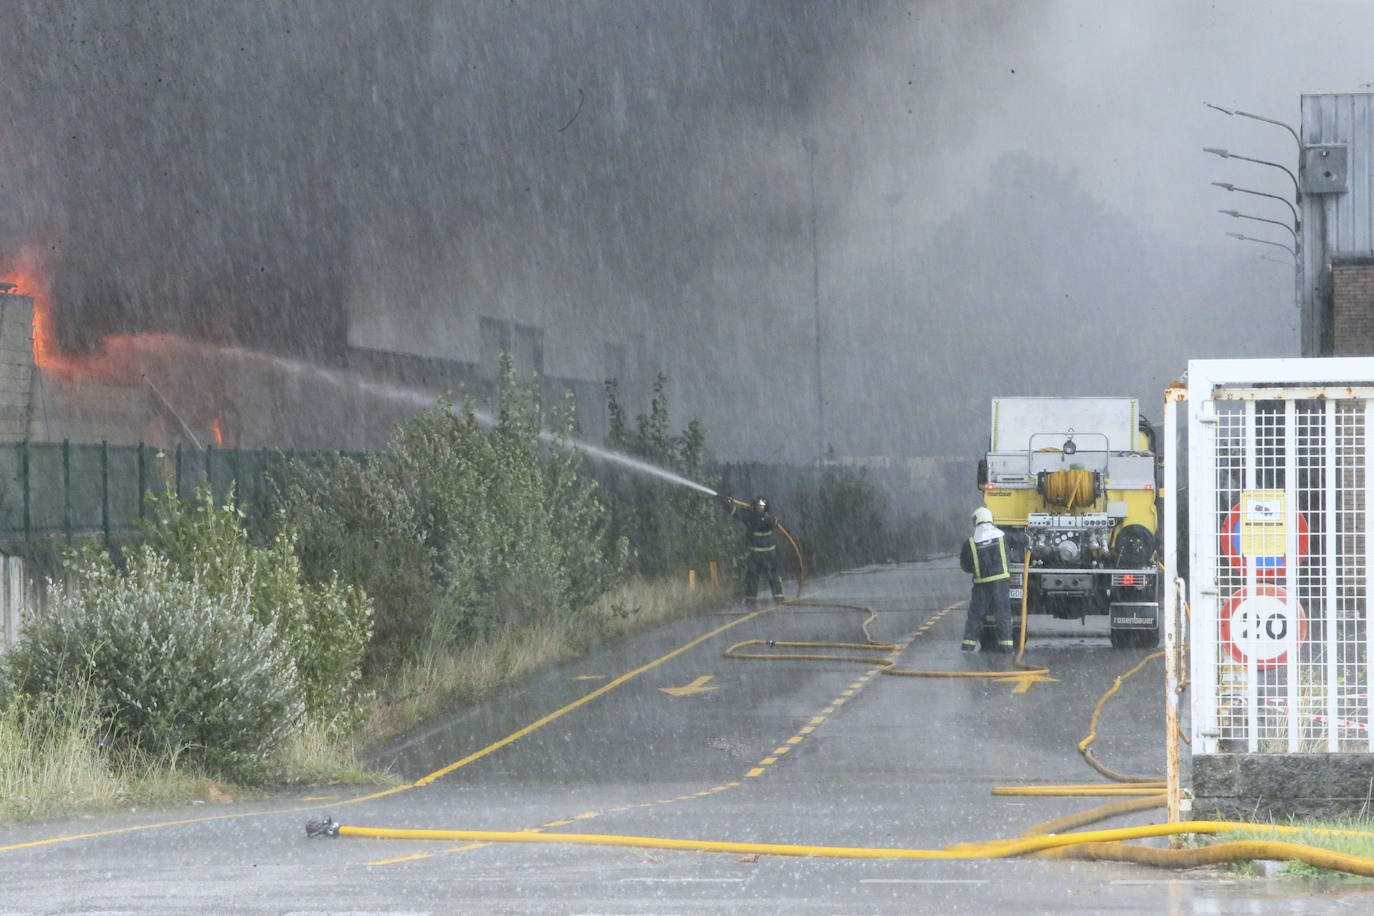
(1204, 102), (1301, 153)
(1217, 209), (1299, 244)
(1226, 231), (1295, 258)
(1211, 181), (1299, 227)
(1203, 148), (1299, 199)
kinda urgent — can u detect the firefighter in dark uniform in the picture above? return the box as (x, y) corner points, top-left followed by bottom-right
(959, 506), (1028, 652)
(722, 495), (785, 606)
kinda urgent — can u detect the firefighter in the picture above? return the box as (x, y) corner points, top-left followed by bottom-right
(959, 506), (1028, 653)
(720, 494), (785, 606)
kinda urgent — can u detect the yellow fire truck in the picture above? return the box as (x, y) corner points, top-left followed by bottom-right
(977, 397), (1161, 648)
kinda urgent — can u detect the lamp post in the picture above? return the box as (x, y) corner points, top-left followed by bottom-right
(803, 136), (823, 465)
(1203, 148), (1299, 198)
(1217, 209), (1299, 245)
(1205, 146), (1303, 313)
(1211, 181), (1299, 227)
(1204, 102), (1302, 153)
(1226, 231), (1295, 258)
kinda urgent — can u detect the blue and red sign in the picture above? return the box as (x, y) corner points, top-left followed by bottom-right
(1220, 502), (1308, 578)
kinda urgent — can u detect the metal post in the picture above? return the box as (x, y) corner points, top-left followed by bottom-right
(20, 440), (30, 547)
(100, 440), (109, 545)
(62, 439), (71, 545)
(803, 136), (823, 464)
(137, 443), (146, 518)
(1163, 385), (1182, 827)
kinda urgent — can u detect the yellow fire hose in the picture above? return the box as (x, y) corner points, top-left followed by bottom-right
(307, 522), (1374, 877)
(307, 815), (1374, 874)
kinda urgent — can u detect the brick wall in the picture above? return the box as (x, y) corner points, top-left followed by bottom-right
(1332, 257), (1374, 354)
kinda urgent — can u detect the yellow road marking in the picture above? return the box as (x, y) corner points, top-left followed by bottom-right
(745, 768), (765, 778)
(659, 674), (718, 697)
(367, 853), (435, 865)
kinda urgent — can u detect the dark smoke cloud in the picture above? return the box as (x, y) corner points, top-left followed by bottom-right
(0, 2), (1357, 464)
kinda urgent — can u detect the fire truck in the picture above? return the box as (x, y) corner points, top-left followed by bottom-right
(976, 397), (1161, 648)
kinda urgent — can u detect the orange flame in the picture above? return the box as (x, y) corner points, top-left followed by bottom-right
(209, 416), (224, 446)
(0, 245), (63, 371)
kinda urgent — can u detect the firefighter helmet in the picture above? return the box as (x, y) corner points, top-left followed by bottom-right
(753, 496), (768, 511)
(971, 506), (993, 526)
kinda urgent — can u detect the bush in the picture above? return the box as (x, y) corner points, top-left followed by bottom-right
(139, 488), (372, 733)
(268, 359), (626, 669)
(601, 375), (734, 579)
(4, 548), (303, 779)
(794, 465), (890, 573)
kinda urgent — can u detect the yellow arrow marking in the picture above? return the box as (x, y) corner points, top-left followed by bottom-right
(659, 675), (718, 697)
(995, 671), (1058, 694)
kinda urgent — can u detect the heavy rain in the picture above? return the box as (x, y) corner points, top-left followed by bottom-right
(3, 2), (1374, 913)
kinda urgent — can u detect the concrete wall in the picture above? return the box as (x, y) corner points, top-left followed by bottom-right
(0, 293), (34, 440)
(1193, 753), (1374, 820)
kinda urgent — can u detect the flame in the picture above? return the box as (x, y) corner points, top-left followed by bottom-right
(0, 244), (64, 372)
(209, 416), (224, 446)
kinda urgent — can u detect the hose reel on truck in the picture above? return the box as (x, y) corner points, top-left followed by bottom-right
(980, 397), (1162, 649)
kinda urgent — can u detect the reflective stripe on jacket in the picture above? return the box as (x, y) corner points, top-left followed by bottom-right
(968, 534), (1010, 584)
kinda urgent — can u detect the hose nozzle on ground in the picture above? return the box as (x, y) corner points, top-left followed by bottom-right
(305, 816), (340, 838)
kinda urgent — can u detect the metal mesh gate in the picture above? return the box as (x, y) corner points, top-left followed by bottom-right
(1183, 360), (1374, 756)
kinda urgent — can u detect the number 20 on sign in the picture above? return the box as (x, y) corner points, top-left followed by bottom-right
(1219, 584), (1307, 670)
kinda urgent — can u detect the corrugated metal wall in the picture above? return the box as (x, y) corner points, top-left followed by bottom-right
(1301, 91), (1374, 353)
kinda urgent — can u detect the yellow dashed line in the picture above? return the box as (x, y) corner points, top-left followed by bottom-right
(746, 767), (765, 777)
(833, 698), (847, 706)
(810, 716), (826, 725)
(367, 853), (436, 865)
(799, 725), (815, 734)
(773, 747), (790, 755)
(787, 736), (803, 745)
(544, 819), (573, 826)
(760, 757), (778, 765)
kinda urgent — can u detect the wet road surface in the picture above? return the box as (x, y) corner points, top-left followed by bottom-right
(4, 558), (1373, 913)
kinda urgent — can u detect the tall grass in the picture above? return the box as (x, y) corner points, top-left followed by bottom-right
(0, 678), (124, 821)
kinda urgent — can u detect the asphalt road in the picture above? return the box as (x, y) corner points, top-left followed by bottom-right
(3, 558), (1373, 914)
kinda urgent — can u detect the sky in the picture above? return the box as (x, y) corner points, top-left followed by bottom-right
(0, 1), (1369, 463)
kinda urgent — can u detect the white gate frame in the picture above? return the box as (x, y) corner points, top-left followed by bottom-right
(1168, 357), (1374, 821)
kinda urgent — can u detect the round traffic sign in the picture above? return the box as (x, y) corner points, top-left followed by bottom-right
(1221, 504), (1309, 578)
(1219, 584), (1307, 670)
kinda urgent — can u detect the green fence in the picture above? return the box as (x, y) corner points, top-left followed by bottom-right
(0, 441), (361, 546)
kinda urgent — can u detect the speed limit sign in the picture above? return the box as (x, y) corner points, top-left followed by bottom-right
(1219, 585), (1307, 670)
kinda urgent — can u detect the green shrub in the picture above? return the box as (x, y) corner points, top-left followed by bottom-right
(4, 548), (303, 779)
(268, 359), (625, 668)
(795, 465), (889, 573)
(139, 488), (372, 733)
(601, 375), (734, 579)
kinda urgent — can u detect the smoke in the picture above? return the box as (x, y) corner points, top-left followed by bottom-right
(0, 2), (1363, 462)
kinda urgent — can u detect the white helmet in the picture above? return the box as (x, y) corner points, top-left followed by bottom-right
(971, 506), (993, 526)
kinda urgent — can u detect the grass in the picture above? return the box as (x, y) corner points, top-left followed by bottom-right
(1216, 816), (1374, 878)
(0, 574), (722, 823)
